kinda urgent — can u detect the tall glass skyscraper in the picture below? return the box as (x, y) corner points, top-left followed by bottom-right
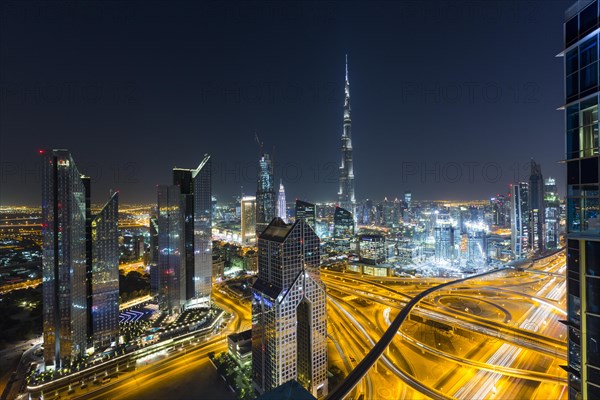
(168, 155), (212, 307)
(544, 177), (561, 250)
(338, 55), (356, 215)
(91, 192), (119, 348)
(511, 182), (529, 259)
(157, 184), (186, 314)
(529, 159), (546, 255)
(256, 153), (276, 235)
(562, 2), (600, 398)
(41, 150), (119, 367)
(251, 218), (328, 398)
(276, 179), (286, 222)
(295, 199), (316, 230)
(333, 206), (354, 239)
(42, 150), (88, 368)
(241, 196), (257, 244)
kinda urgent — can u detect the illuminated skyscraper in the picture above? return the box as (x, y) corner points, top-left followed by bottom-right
(91, 192), (119, 348)
(42, 150), (89, 368)
(170, 155), (212, 306)
(333, 206), (354, 239)
(544, 177), (561, 249)
(511, 183), (529, 259)
(149, 216), (159, 297)
(465, 221), (488, 267)
(295, 199), (316, 230)
(251, 218), (328, 398)
(41, 150), (119, 368)
(338, 55), (356, 214)
(157, 185), (186, 314)
(529, 159), (546, 254)
(434, 214), (457, 262)
(241, 196), (257, 244)
(256, 153), (276, 235)
(276, 179), (286, 222)
(562, 3), (600, 398)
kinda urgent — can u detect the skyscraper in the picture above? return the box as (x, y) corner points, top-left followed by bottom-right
(276, 179), (286, 222)
(91, 192), (119, 349)
(511, 183), (529, 259)
(241, 196), (257, 244)
(338, 55), (356, 214)
(41, 150), (119, 368)
(529, 159), (546, 254)
(149, 216), (159, 297)
(169, 155), (212, 306)
(256, 153), (276, 235)
(562, 3), (600, 398)
(544, 177), (561, 250)
(251, 218), (328, 398)
(42, 150), (88, 368)
(295, 199), (316, 230)
(333, 206), (354, 239)
(465, 221), (488, 267)
(434, 214), (457, 262)
(157, 185), (186, 314)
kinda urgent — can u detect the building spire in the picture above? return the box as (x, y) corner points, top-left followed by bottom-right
(345, 54), (348, 82)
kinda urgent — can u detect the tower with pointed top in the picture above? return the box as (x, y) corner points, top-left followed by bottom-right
(338, 55), (356, 215)
(276, 179), (286, 222)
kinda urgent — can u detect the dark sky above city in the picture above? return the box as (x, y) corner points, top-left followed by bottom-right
(0, 0), (571, 206)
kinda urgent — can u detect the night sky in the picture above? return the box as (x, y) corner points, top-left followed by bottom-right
(0, 0), (571, 206)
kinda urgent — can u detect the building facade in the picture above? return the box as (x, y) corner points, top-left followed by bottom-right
(511, 182), (529, 259)
(256, 154), (276, 235)
(529, 159), (546, 254)
(251, 218), (328, 398)
(241, 196), (257, 244)
(333, 206), (354, 239)
(157, 184), (186, 314)
(545, 177), (561, 250)
(295, 199), (316, 230)
(42, 150), (89, 368)
(434, 214), (457, 262)
(562, 2), (600, 398)
(91, 192), (119, 349)
(276, 180), (286, 222)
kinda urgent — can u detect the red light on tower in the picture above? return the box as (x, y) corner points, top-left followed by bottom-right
(38, 150), (45, 155)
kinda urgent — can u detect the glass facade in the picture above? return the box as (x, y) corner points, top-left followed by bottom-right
(333, 206), (354, 239)
(256, 153), (276, 236)
(511, 183), (529, 258)
(564, 1), (600, 398)
(42, 150), (88, 368)
(295, 199), (316, 230)
(252, 218), (328, 398)
(241, 196), (257, 244)
(91, 192), (119, 348)
(157, 184), (186, 314)
(192, 155), (212, 301)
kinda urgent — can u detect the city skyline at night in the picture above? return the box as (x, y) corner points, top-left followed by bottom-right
(0, 2), (585, 400)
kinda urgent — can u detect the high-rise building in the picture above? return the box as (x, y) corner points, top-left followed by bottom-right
(562, 3), (600, 398)
(357, 234), (386, 264)
(295, 199), (316, 230)
(157, 185), (186, 314)
(91, 192), (119, 349)
(149, 216), (159, 297)
(465, 221), (488, 267)
(256, 153), (276, 235)
(251, 218), (328, 398)
(529, 159), (546, 254)
(42, 150), (89, 368)
(333, 207), (354, 239)
(511, 183), (529, 259)
(276, 180), (286, 222)
(491, 195), (510, 227)
(338, 55), (356, 214)
(241, 196), (257, 244)
(544, 177), (561, 250)
(41, 150), (119, 368)
(434, 214), (457, 262)
(170, 155), (212, 306)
